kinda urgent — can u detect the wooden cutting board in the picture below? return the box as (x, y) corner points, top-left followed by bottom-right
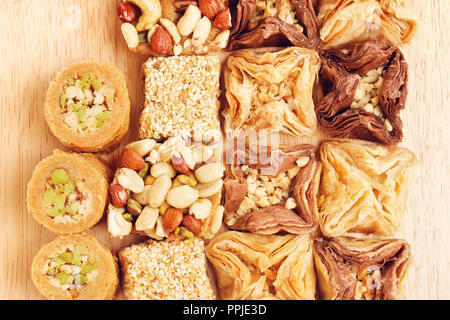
(0, 0), (448, 300)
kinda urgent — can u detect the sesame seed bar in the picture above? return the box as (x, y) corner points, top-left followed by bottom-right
(118, 239), (215, 300)
(140, 55), (221, 143)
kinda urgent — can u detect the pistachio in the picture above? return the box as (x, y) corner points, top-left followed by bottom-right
(158, 201), (170, 215)
(176, 174), (197, 188)
(138, 162), (150, 178)
(43, 189), (57, 205)
(144, 175), (155, 186)
(127, 199), (143, 216)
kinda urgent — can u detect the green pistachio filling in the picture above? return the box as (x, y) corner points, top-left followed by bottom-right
(43, 169), (83, 218)
(59, 72), (113, 132)
(46, 246), (98, 288)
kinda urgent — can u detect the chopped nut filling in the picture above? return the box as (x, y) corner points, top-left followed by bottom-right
(43, 169), (90, 223)
(45, 245), (98, 296)
(250, 0), (302, 32)
(351, 67), (393, 132)
(349, 263), (381, 300)
(59, 73), (114, 133)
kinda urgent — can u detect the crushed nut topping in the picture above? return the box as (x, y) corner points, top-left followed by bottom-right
(349, 263), (381, 300)
(250, 0), (302, 32)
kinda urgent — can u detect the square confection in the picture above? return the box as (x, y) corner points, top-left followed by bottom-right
(140, 55), (221, 143)
(119, 239), (215, 300)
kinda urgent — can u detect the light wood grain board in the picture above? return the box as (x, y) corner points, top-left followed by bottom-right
(0, 0), (448, 300)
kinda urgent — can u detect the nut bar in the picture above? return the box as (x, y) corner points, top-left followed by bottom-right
(317, 139), (417, 238)
(224, 47), (320, 136)
(223, 141), (321, 235)
(228, 0), (319, 50)
(314, 237), (411, 300)
(118, 0), (232, 56)
(119, 238), (215, 300)
(316, 41), (408, 145)
(107, 136), (224, 241)
(26, 150), (111, 234)
(206, 231), (316, 300)
(140, 55), (221, 143)
(317, 0), (417, 49)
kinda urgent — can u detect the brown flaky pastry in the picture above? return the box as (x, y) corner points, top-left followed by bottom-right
(317, 139), (417, 237)
(223, 142), (321, 235)
(229, 0), (320, 50)
(206, 231), (316, 300)
(314, 237), (411, 300)
(317, 0), (417, 49)
(224, 47), (320, 136)
(316, 41), (408, 145)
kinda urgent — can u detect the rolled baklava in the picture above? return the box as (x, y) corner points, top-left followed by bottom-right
(224, 47), (320, 137)
(316, 41), (408, 145)
(45, 61), (130, 152)
(26, 150), (111, 234)
(224, 141), (321, 235)
(317, 139), (417, 237)
(314, 236), (411, 300)
(31, 233), (119, 300)
(107, 136), (224, 241)
(206, 231), (316, 300)
(318, 0), (417, 49)
(229, 0), (319, 50)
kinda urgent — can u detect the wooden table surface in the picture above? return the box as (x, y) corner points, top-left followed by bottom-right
(0, 0), (448, 300)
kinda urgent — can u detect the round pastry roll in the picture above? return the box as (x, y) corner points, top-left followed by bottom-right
(26, 150), (111, 234)
(31, 233), (119, 300)
(45, 61), (130, 152)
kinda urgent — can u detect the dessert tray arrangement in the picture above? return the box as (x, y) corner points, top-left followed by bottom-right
(26, 0), (418, 300)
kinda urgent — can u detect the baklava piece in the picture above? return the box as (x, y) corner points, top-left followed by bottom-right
(224, 47), (320, 137)
(118, 0), (232, 56)
(229, 0), (319, 50)
(206, 231), (316, 300)
(316, 41), (408, 145)
(31, 233), (118, 300)
(318, 0), (417, 49)
(107, 137), (224, 241)
(140, 55), (221, 143)
(314, 237), (411, 300)
(26, 150), (111, 234)
(45, 61), (130, 152)
(119, 238), (215, 300)
(224, 142), (321, 235)
(317, 139), (417, 237)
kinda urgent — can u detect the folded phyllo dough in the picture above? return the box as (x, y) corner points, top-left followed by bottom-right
(26, 150), (111, 234)
(229, 0), (319, 50)
(318, 0), (417, 49)
(45, 61), (130, 152)
(316, 41), (408, 145)
(224, 142), (321, 235)
(314, 236), (411, 300)
(119, 238), (215, 300)
(224, 47), (320, 136)
(317, 140), (416, 237)
(107, 137), (224, 241)
(31, 233), (118, 300)
(206, 231), (316, 300)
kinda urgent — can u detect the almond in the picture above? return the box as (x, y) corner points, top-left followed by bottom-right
(120, 148), (146, 171)
(182, 214), (202, 236)
(171, 156), (190, 175)
(213, 8), (232, 30)
(198, 0), (219, 19)
(150, 26), (173, 55)
(163, 207), (183, 232)
(109, 184), (129, 208)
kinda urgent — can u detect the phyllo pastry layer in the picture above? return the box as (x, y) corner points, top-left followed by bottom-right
(45, 61), (130, 152)
(314, 236), (411, 300)
(26, 150), (111, 234)
(224, 142), (321, 235)
(119, 238), (215, 300)
(31, 233), (118, 300)
(229, 0), (319, 50)
(206, 231), (316, 300)
(224, 47), (320, 136)
(316, 41), (408, 145)
(317, 139), (416, 237)
(318, 0), (417, 49)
